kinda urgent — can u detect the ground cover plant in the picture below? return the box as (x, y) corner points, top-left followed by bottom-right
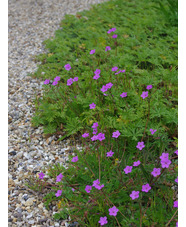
(28, 0), (178, 226)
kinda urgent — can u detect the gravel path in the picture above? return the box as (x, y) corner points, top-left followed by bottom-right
(8, 0), (107, 226)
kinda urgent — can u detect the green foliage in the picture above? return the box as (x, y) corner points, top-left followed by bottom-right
(29, 0), (178, 226)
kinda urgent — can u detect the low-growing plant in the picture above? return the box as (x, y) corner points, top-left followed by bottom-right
(29, 0), (178, 226)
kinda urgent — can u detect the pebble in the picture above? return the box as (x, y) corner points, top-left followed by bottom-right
(8, 0), (108, 226)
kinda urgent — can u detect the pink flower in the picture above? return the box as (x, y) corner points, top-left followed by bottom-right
(93, 128), (97, 135)
(44, 79), (50, 84)
(109, 206), (119, 216)
(142, 183), (151, 193)
(124, 166), (133, 174)
(150, 129), (157, 135)
(101, 85), (108, 93)
(93, 74), (100, 80)
(67, 78), (73, 86)
(112, 34), (117, 38)
(93, 179), (104, 190)
(97, 133), (105, 141)
(146, 85), (153, 90)
(52, 80), (58, 86)
(106, 82), (113, 89)
(112, 66), (118, 71)
(176, 222), (178, 227)
(55, 190), (62, 197)
(111, 27), (116, 32)
(151, 168), (161, 177)
(82, 133), (89, 138)
(161, 159), (171, 168)
(90, 49), (95, 54)
(94, 69), (101, 75)
(107, 150), (114, 157)
(98, 216), (108, 226)
(92, 122), (98, 128)
(54, 76), (61, 82)
(173, 200), (178, 208)
(73, 77), (78, 82)
(141, 91), (148, 99)
(85, 185), (92, 193)
(112, 130), (121, 138)
(105, 46), (111, 51)
(89, 103), (96, 109)
(64, 64), (71, 71)
(72, 188), (75, 192)
(175, 177), (178, 183)
(56, 173), (63, 182)
(71, 156), (78, 162)
(120, 92), (127, 98)
(136, 142), (145, 150)
(174, 150), (178, 155)
(91, 135), (98, 141)
(160, 153), (169, 161)
(38, 172), (45, 179)
(130, 191), (139, 200)
(133, 160), (141, 167)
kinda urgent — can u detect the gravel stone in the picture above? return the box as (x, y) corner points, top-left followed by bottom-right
(9, 0), (108, 226)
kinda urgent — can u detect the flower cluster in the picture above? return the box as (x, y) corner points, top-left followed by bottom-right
(67, 77), (78, 86)
(93, 69), (101, 80)
(160, 152), (171, 168)
(92, 122), (98, 134)
(100, 82), (113, 93)
(93, 179), (104, 190)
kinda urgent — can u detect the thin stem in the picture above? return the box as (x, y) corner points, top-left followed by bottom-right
(165, 209), (178, 227)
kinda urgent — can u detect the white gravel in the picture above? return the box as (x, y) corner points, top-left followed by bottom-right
(8, 0), (108, 226)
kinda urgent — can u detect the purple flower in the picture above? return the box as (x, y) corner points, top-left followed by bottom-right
(72, 188), (75, 192)
(120, 92), (127, 98)
(124, 166), (133, 174)
(151, 168), (161, 177)
(111, 27), (116, 32)
(112, 66), (118, 72)
(56, 173), (63, 182)
(38, 172), (45, 179)
(93, 74), (100, 80)
(98, 216), (108, 226)
(176, 222), (178, 227)
(161, 159), (171, 168)
(73, 77), (78, 82)
(55, 190), (62, 197)
(130, 191), (139, 200)
(150, 129), (157, 135)
(115, 70), (121, 75)
(103, 93), (108, 96)
(141, 91), (148, 99)
(112, 34), (117, 38)
(94, 69), (101, 75)
(64, 64), (71, 71)
(175, 177), (178, 183)
(142, 184), (151, 193)
(91, 135), (98, 141)
(173, 200), (178, 208)
(89, 103), (96, 109)
(101, 85), (108, 93)
(105, 46), (111, 51)
(136, 141), (145, 150)
(133, 160), (141, 167)
(146, 85), (153, 90)
(160, 153), (169, 161)
(112, 130), (121, 138)
(82, 133), (89, 138)
(174, 150), (178, 155)
(107, 150), (114, 157)
(121, 69), (126, 73)
(107, 29), (112, 34)
(67, 78), (73, 86)
(92, 122), (98, 128)
(85, 185), (92, 193)
(106, 82), (113, 89)
(93, 128), (98, 135)
(52, 80), (58, 86)
(54, 76), (61, 82)
(90, 49), (95, 54)
(93, 179), (104, 190)
(44, 79), (50, 84)
(71, 156), (78, 163)
(109, 206), (119, 216)
(97, 133), (105, 141)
